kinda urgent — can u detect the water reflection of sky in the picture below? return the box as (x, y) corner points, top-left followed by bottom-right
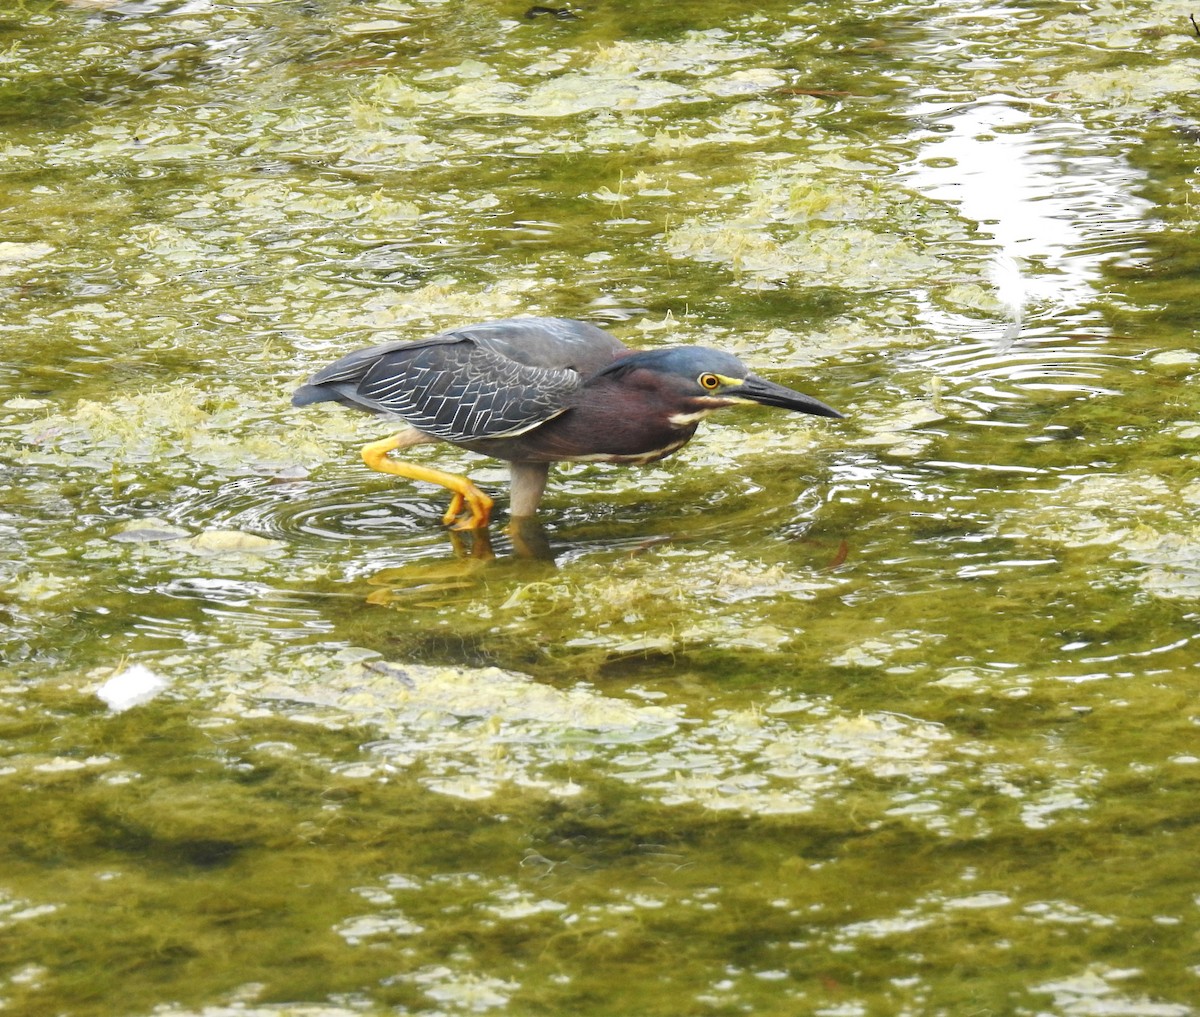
(907, 94), (1155, 319)
(901, 95), (1154, 410)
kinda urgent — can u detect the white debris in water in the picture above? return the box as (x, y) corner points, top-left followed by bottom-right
(95, 664), (170, 712)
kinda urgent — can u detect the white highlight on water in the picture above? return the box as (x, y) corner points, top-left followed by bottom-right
(989, 253), (1027, 345)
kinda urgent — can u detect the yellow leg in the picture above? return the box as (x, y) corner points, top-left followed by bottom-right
(361, 431), (494, 530)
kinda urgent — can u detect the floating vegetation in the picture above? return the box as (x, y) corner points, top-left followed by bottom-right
(2, 0), (1199, 1015)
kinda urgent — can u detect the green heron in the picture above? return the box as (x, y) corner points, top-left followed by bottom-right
(293, 316), (842, 529)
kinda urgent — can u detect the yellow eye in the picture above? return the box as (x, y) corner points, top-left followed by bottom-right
(699, 373), (721, 390)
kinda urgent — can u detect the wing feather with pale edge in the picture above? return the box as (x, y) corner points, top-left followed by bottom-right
(294, 318), (628, 442)
(352, 340), (583, 442)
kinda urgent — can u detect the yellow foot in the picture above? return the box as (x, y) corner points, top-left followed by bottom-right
(442, 493), (465, 527)
(360, 431), (493, 531)
(442, 487), (494, 530)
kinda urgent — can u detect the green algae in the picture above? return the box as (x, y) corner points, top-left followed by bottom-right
(3, 0), (1200, 1015)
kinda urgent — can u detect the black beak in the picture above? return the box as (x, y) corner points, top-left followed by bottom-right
(737, 374), (844, 419)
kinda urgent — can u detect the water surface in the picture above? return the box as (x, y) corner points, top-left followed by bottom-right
(2, 1), (1199, 1015)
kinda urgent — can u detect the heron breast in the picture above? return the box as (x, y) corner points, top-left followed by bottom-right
(565, 436), (691, 465)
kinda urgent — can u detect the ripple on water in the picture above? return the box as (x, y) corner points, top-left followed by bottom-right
(165, 475), (437, 543)
(908, 95), (1154, 297)
(904, 92), (1153, 417)
(905, 333), (1129, 412)
(130, 577), (335, 648)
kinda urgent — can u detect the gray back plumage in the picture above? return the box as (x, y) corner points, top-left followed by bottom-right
(292, 317), (628, 443)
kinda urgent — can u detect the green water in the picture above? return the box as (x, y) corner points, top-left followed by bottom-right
(2, 0), (1199, 1014)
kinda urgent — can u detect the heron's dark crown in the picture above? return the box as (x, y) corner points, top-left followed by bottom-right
(592, 346), (748, 383)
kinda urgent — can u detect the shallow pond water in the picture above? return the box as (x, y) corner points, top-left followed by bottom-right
(2, 1), (1199, 1015)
